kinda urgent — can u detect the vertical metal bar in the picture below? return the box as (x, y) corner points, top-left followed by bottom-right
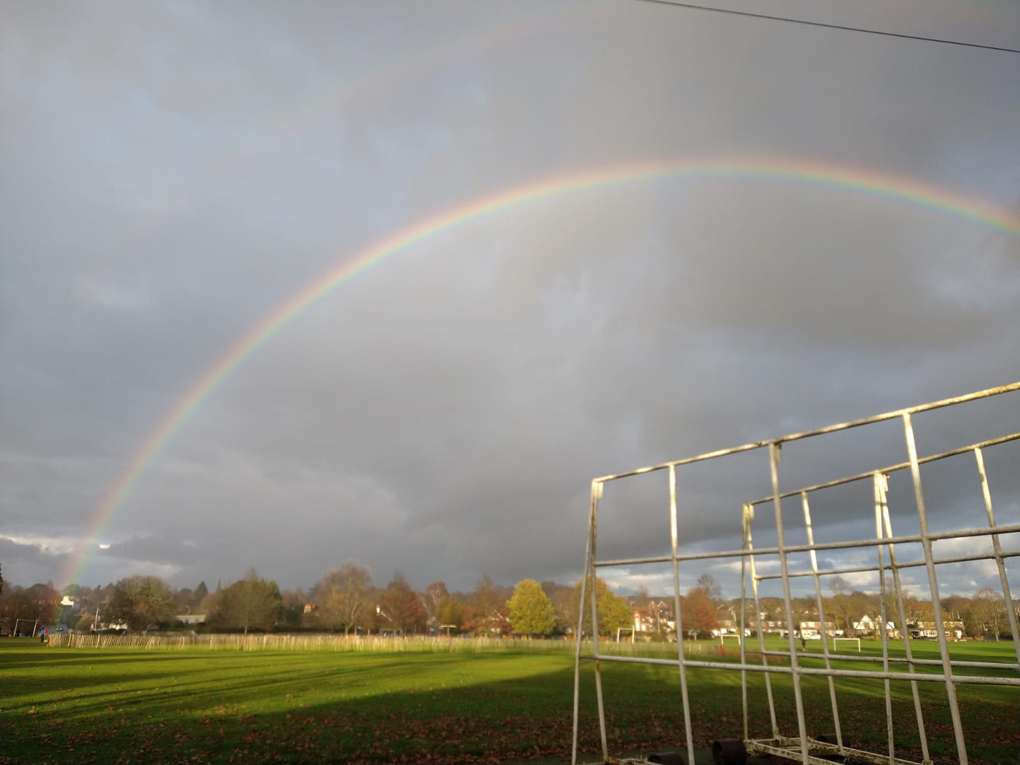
(670, 465), (697, 765)
(902, 412), (968, 765)
(746, 503), (775, 738)
(588, 486), (608, 762)
(878, 475), (931, 764)
(974, 447), (1020, 667)
(801, 492), (844, 756)
(873, 473), (896, 764)
(740, 503), (750, 742)
(769, 443), (810, 764)
(572, 481), (599, 765)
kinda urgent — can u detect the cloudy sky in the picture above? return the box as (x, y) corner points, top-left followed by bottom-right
(2, 0), (1018, 601)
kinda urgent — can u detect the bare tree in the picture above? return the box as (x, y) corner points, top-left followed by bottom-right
(379, 571), (425, 633)
(696, 574), (724, 603)
(972, 588), (1007, 641)
(829, 576), (851, 635)
(315, 560), (374, 634)
(421, 581), (449, 632)
(632, 586), (650, 608)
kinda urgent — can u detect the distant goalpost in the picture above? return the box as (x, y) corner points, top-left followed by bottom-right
(831, 636), (861, 653)
(616, 627), (636, 643)
(719, 633), (743, 646)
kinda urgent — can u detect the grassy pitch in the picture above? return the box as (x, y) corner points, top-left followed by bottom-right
(2, 639), (1016, 764)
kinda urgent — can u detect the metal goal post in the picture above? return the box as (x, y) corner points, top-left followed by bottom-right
(830, 637), (861, 653)
(571, 382), (1020, 765)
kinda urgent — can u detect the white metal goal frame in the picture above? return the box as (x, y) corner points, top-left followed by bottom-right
(830, 637), (861, 653)
(617, 626), (637, 643)
(571, 382), (1020, 765)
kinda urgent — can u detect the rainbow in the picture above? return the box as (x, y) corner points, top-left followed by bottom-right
(62, 156), (1020, 585)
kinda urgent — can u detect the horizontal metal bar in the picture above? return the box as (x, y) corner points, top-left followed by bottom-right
(759, 549), (1020, 581)
(805, 667), (1020, 686)
(581, 652), (793, 672)
(581, 653), (1020, 685)
(748, 431), (1020, 505)
(595, 537), (897, 567)
(757, 649), (1019, 671)
(596, 382), (1020, 483)
(595, 440), (769, 482)
(591, 647), (1020, 672)
(594, 524), (1020, 569)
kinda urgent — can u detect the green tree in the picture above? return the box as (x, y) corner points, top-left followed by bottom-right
(598, 587), (634, 637)
(438, 596), (464, 630)
(110, 576), (175, 630)
(508, 579), (555, 636)
(571, 577), (633, 637)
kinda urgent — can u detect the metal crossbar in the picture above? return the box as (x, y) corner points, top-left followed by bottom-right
(571, 382), (1020, 765)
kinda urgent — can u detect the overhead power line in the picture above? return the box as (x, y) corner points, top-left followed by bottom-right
(633, 0), (1020, 54)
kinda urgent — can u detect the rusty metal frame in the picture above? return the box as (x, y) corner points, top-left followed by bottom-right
(571, 382), (1020, 765)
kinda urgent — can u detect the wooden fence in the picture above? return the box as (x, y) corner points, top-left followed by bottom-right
(46, 632), (721, 656)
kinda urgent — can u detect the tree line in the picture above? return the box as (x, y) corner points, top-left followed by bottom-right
(0, 563), (1014, 641)
(0, 561), (635, 638)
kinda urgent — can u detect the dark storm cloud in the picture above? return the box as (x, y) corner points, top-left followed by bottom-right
(2, 0), (1018, 597)
(0, 537), (72, 587)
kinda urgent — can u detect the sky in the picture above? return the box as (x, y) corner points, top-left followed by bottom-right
(2, 0), (1019, 602)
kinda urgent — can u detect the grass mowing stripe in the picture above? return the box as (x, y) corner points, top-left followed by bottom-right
(2, 640), (1016, 764)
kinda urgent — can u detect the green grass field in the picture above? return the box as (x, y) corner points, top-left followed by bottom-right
(2, 638), (1016, 765)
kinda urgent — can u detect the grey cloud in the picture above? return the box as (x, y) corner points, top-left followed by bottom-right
(2, 0), (1018, 596)
(100, 535), (206, 567)
(0, 537), (71, 587)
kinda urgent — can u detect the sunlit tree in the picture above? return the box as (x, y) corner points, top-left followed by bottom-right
(313, 560), (375, 634)
(508, 579), (555, 636)
(213, 569), (281, 633)
(110, 576), (175, 631)
(680, 586), (718, 638)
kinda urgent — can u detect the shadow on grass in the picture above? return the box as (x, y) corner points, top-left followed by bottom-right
(3, 644), (1017, 765)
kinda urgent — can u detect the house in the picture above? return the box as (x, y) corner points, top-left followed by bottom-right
(714, 605), (739, 636)
(632, 608), (655, 634)
(632, 600), (674, 636)
(797, 620), (842, 638)
(853, 615), (900, 639)
(743, 617), (789, 635)
(176, 614), (207, 625)
(908, 620), (964, 640)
